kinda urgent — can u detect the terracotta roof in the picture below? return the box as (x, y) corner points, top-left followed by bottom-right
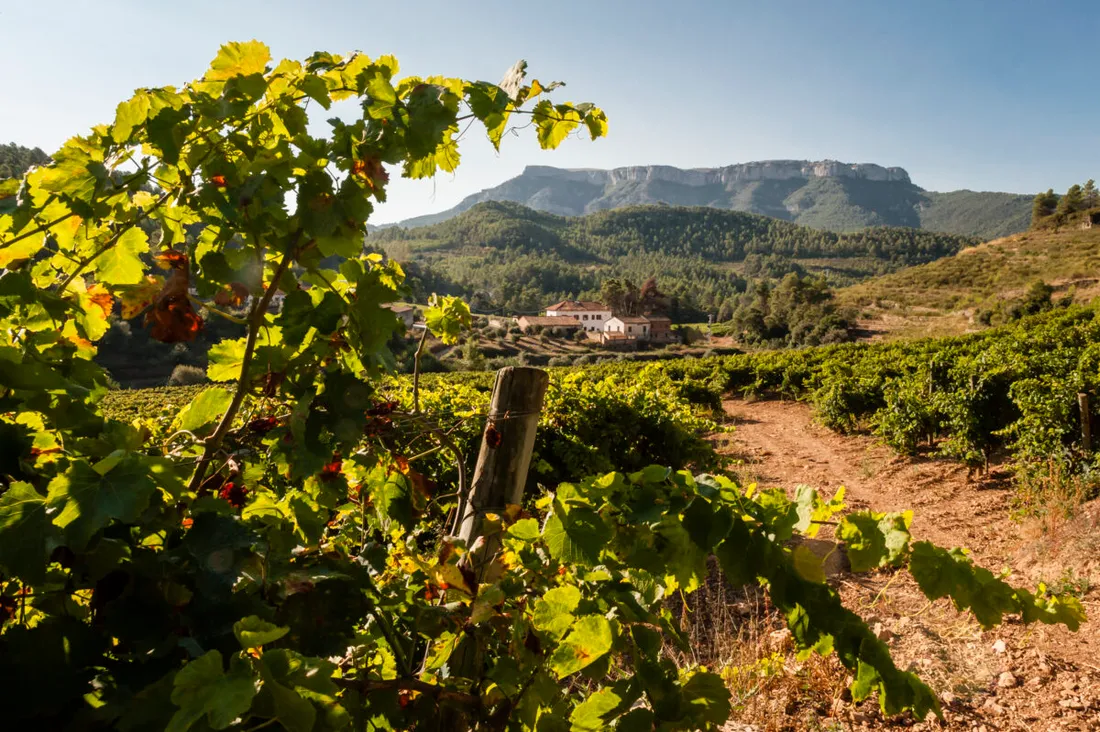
(519, 316), (580, 327)
(645, 315), (671, 323)
(612, 316), (650, 324)
(385, 304), (415, 314)
(545, 300), (608, 312)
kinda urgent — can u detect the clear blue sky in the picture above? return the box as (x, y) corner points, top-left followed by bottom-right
(2, 1), (1097, 222)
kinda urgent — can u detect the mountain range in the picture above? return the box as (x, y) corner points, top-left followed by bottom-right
(391, 160), (1033, 240)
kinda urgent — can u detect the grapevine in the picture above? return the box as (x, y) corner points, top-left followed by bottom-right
(0, 41), (1087, 731)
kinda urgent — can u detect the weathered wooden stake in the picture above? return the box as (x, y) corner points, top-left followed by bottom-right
(1079, 392), (1092, 452)
(457, 366), (549, 576)
(441, 367), (548, 729)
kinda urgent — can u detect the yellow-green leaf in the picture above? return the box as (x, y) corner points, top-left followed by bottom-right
(207, 40), (271, 81)
(96, 227), (148, 285)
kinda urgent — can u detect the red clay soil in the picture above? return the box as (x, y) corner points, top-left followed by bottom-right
(716, 398), (1100, 731)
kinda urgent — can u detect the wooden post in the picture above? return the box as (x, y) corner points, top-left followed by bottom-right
(441, 367), (548, 729)
(1080, 392), (1092, 453)
(457, 366), (549, 577)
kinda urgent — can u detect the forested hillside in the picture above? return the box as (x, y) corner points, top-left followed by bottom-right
(0, 142), (50, 179)
(840, 225), (1100, 313)
(377, 201), (978, 316)
(391, 162), (1033, 239)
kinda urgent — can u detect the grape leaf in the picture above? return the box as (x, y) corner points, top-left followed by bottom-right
(836, 510), (912, 572)
(172, 388), (232, 436)
(112, 91), (153, 143)
(96, 227), (148, 285)
(569, 687), (625, 731)
(234, 616), (290, 649)
(167, 650), (259, 732)
(0, 481), (49, 584)
(0, 230), (43, 268)
(119, 275), (165, 319)
(549, 614), (613, 678)
(47, 457), (157, 550)
(542, 506), (610, 567)
(532, 585), (581, 640)
(207, 40), (271, 81)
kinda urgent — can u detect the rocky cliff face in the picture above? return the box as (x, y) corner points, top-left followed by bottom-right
(391, 160), (1028, 239)
(523, 160), (911, 187)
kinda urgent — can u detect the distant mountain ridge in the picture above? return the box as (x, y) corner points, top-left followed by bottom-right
(392, 160), (1032, 240)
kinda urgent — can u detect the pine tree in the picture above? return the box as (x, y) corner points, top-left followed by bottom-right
(1057, 184), (1084, 216)
(1084, 179), (1098, 209)
(1032, 188), (1058, 221)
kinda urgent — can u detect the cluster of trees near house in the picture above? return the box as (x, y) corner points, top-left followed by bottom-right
(715, 272), (854, 347)
(1031, 178), (1099, 227)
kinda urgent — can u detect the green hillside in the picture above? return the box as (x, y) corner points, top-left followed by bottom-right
(918, 190), (1034, 239)
(376, 201), (978, 317)
(392, 163), (1033, 239)
(839, 224), (1100, 313)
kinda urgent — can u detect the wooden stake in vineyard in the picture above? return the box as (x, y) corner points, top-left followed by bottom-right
(457, 366), (550, 584)
(442, 366), (549, 728)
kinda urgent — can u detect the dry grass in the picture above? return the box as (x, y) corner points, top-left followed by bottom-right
(666, 560), (853, 731)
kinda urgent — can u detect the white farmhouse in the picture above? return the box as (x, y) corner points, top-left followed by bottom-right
(544, 300), (612, 332)
(604, 315), (651, 340)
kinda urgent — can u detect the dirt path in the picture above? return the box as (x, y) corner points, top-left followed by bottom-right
(716, 398), (1100, 731)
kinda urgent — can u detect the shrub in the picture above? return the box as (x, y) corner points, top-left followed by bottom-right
(168, 364), (206, 386)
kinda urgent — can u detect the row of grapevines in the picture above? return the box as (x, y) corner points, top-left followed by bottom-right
(602, 305), (1100, 477)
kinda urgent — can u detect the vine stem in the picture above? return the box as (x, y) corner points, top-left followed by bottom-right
(185, 239), (297, 493)
(189, 294), (250, 325)
(333, 677), (480, 711)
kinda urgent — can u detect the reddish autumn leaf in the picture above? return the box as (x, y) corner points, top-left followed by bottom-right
(209, 174), (227, 187)
(119, 276), (164, 319)
(214, 282), (249, 307)
(154, 250), (188, 270)
(28, 447), (61, 458)
(351, 157), (389, 191)
(86, 284), (114, 319)
(485, 424), (502, 449)
(145, 250), (203, 343)
(66, 335), (95, 350)
(320, 453), (343, 481)
(146, 297), (203, 343)
(218, 482), (249, 508)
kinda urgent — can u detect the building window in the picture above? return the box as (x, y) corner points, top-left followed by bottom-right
(583, 314), (588, 320)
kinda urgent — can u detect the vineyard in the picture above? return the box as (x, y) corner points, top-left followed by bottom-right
(0, 41), (1090, 732)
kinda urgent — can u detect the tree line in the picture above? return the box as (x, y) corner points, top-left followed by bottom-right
(1032, 178), (1099, 227)
(377, 201), (977, 318)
